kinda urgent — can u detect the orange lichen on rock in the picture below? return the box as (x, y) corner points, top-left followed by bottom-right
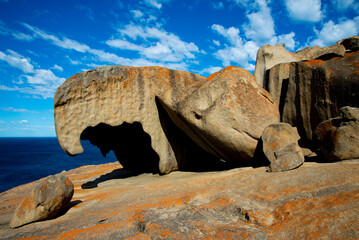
(1, 159), (358, 239)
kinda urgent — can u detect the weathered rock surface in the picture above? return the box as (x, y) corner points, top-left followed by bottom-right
(0, 160), (358, 239)
(55, 66), (279, 173)
(54, 66), (207, 174)
(254, 43), (345, 87)
(261, 123), (304, 171)
(335, 36), (359, 52)
(272, 143), (305, 172)
(316, 106), (359, 161)
(158, 66), (280, 163)
(9, 173), (73, 228)
(265, 50), (359, 147)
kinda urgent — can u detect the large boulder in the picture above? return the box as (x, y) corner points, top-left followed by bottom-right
(254, 43), (345, 87)
(265, 50), (359, 147)
(315, 106), (359, 161)
(158, 66), (280, 163)
(54, 66), (279, 173)
(9, 174), (74, 228)
(261, 123), (304, 172)
(54, 66), (207, 174)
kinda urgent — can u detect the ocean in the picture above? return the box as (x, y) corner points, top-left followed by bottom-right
(0, 137), (117, 193)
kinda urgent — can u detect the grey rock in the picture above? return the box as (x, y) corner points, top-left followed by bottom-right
(265, 50), (359, 147)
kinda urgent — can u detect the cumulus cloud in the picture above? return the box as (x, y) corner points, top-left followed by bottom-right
(0, 49), (65, 98)
(243, 0), (275, 42)
(311, 17), (359, 47)
(211, 24), (259, 69)
(210, 1), (296, 70)
(285, 0), (323, 23)
(212, 24), (242, 45)
(270, 32), (296, 50)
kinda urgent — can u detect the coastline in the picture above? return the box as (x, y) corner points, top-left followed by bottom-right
(0, 137), (117, 193)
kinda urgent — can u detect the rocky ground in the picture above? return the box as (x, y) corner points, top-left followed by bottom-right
(0, 159), (358, 239)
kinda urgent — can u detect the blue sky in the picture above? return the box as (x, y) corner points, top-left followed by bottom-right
(0, 0), (358, 137)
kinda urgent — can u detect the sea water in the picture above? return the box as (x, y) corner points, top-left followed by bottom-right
(0, 137), (117, 193)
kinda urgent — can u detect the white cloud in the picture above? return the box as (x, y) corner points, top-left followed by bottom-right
(285, 0), (323, 23)
(23, 23), (90, 52)
(211, 24), (259, 69)
(212, 24), (242, 45)
(106, 39), (144, 51)
(200, 66), (223, 75)
(0, 50), (34, 73)
(243, 0), (275, 42)
(311, 17), (359, 47)
(108, 24), (201, 63)
(0, 107), (37, 113)
(143, 0), (170, 9)
(25, 69), (65, 85)
(270, 32), (296, 50)
(12, 32), (34, 41)
(213, 40), (220, 46)
(18, 120), (29, 124)
(331, 0), (353, 11)
(131, 9), (144, 19)
(0, 48), (65, 98)
(20, 23), (198, 71)
(211, 1), (296, 70)
(52, 64), (63, 71)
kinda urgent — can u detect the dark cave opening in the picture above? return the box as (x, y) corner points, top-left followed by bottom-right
(80, 122), (160, 173)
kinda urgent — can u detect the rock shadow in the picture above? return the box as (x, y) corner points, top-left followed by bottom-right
(81, 169), (141, 189)
(57, 200), (83, 217)
(81, 122), (160, 174)
(155, 97), (252, 172)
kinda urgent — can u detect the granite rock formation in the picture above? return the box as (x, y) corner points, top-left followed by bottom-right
(1, 161), (358, 239)
(316, 106), (359, 161)
(158, 66), (280, 164)
(263, 38), (359, 147)
(260, 123), (304, 172)
(54, 66), (279, 174)
(254, 43), (345, 87)
(9, 173), (73, 228)
(54, 66), (207, 174)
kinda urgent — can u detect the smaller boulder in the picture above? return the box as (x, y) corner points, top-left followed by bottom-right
(270, 143), (305, 172)
(316, 106), (359, 161)
(261, 122), (304, 172)
(340, 106), (359, 121)
(10, 173), (74, 228)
